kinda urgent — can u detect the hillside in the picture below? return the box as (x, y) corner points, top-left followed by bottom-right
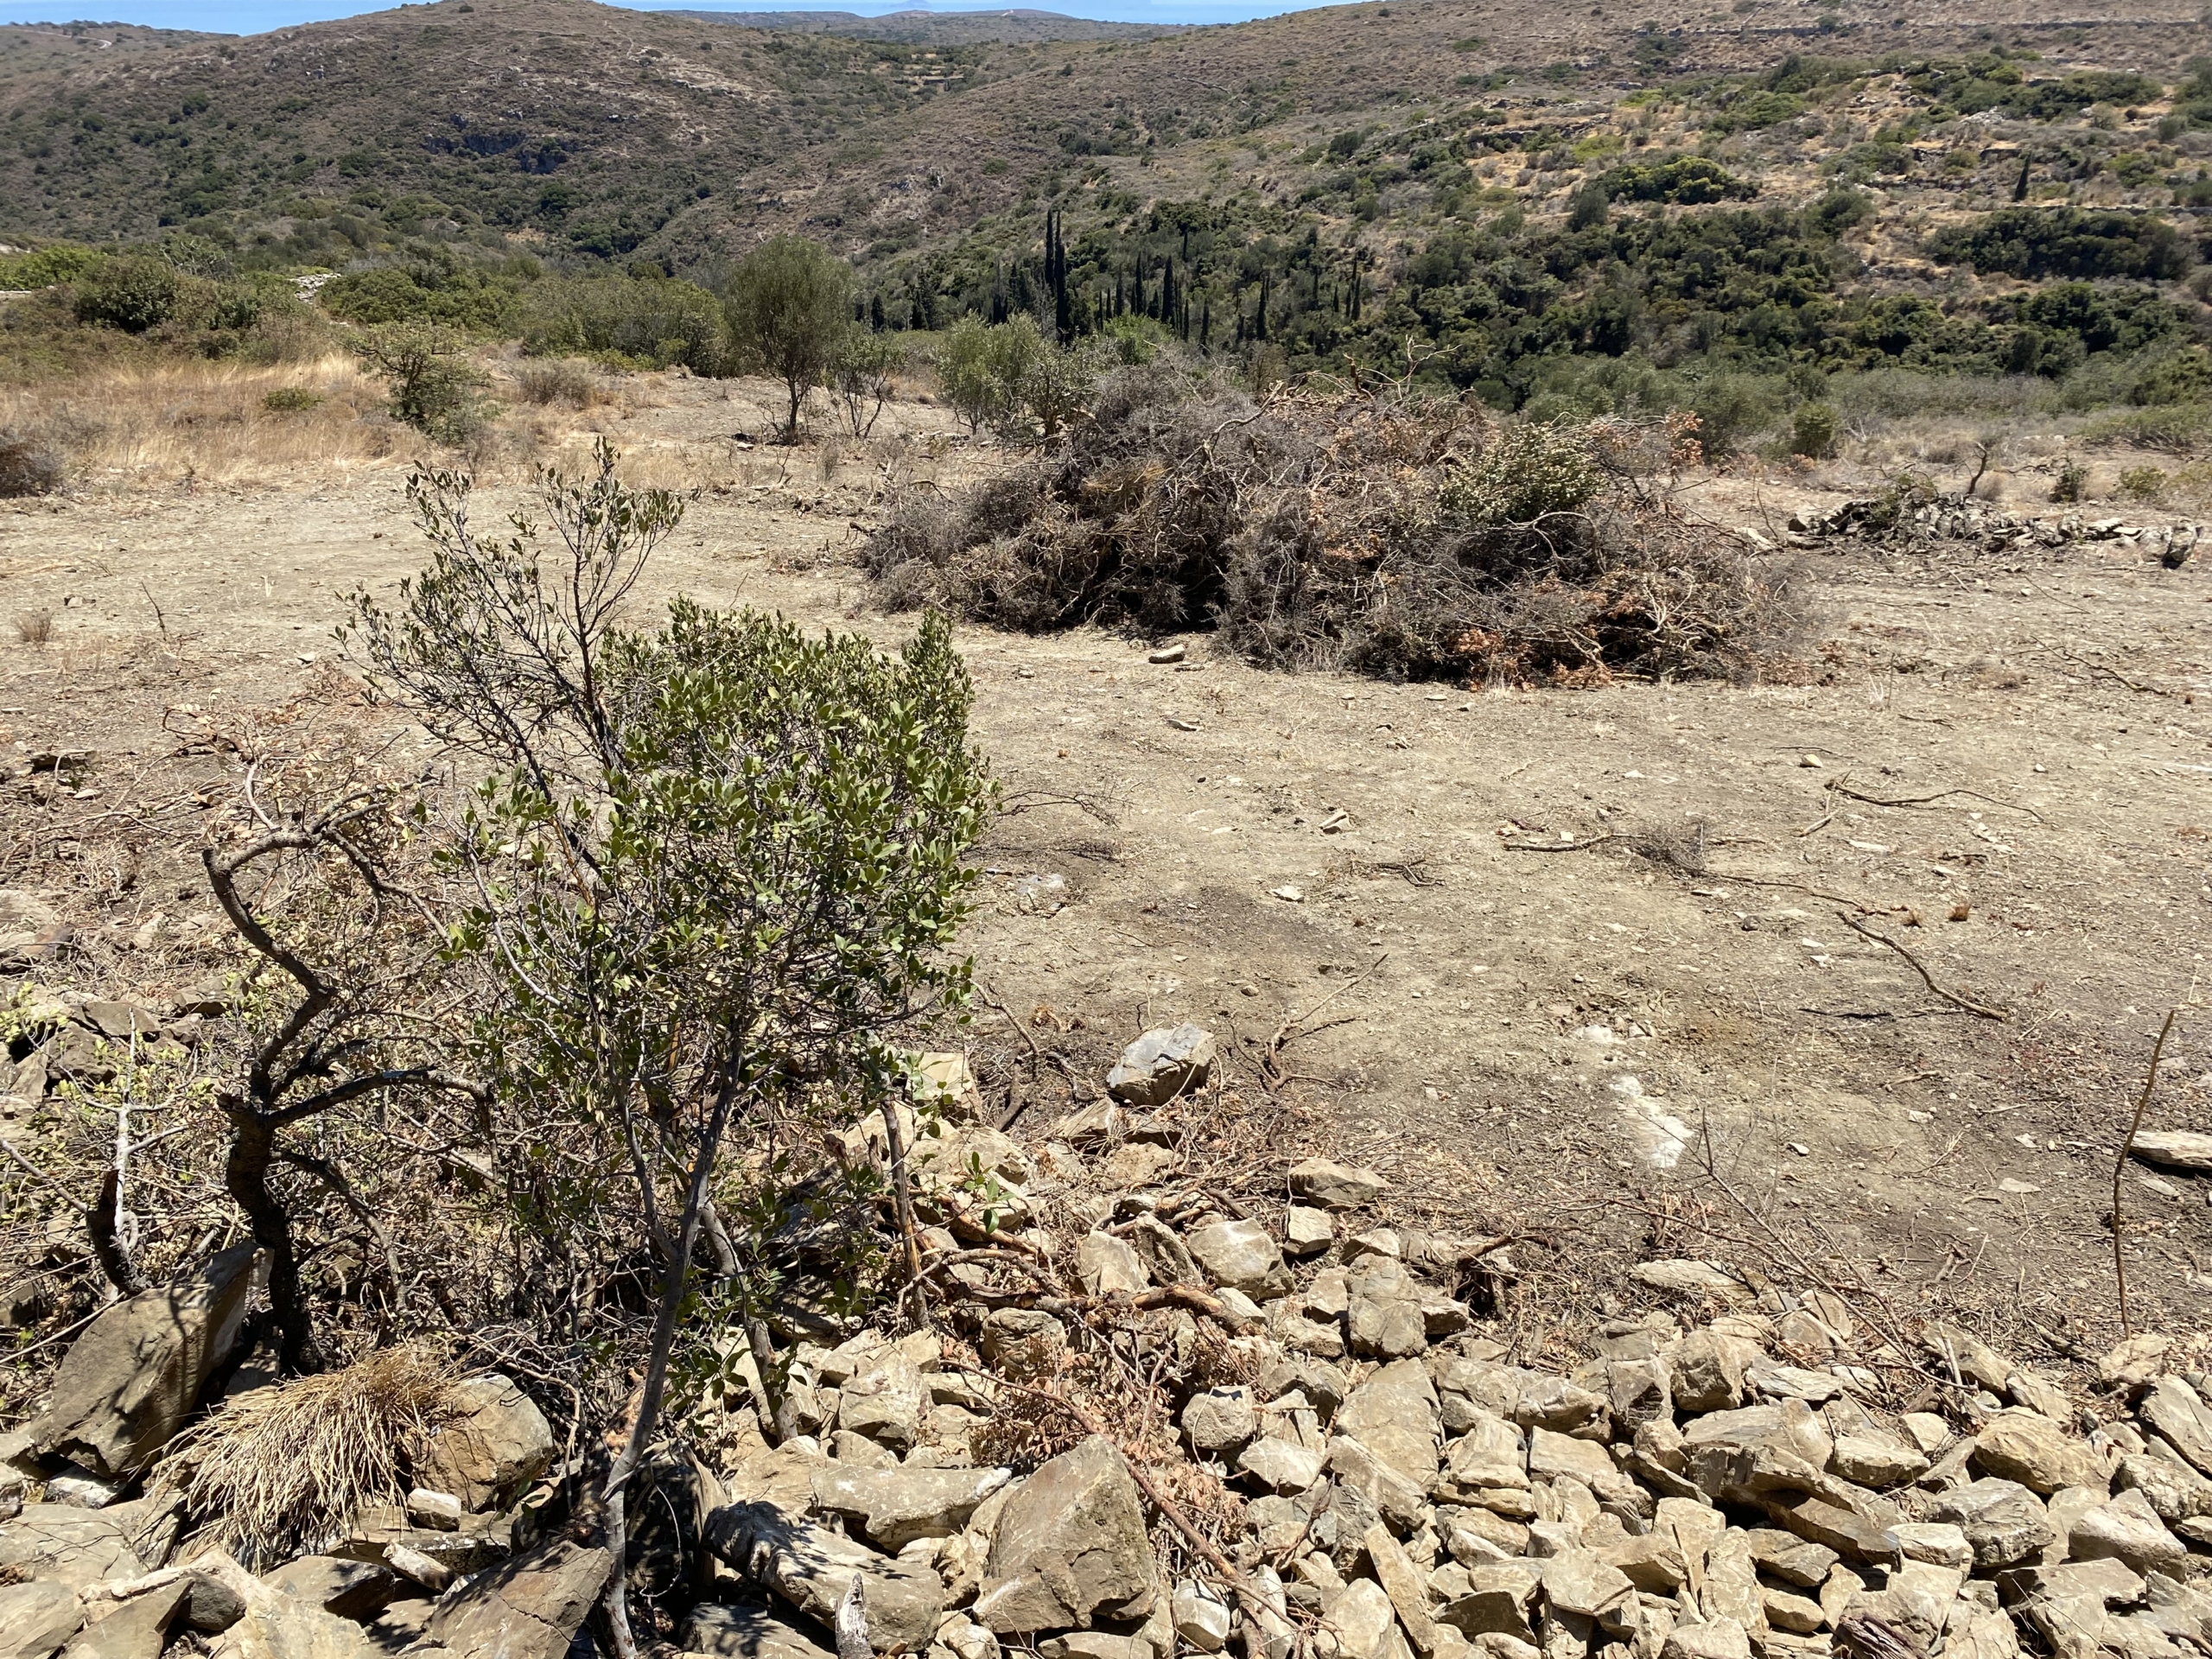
(0, 0), (989, 257)
(4, 0), (2212, 435)
(669, 9), (1189, 44)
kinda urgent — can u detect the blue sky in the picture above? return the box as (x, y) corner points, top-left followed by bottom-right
(0, 0), (1291, 31)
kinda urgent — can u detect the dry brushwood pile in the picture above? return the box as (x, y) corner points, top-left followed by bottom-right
(865, 369), (1801, 684)
(6, 1012), (2212, 1659)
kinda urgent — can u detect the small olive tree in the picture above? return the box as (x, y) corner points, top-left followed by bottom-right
(725, 235), (855, 442)
(346, 442), (990, 1656)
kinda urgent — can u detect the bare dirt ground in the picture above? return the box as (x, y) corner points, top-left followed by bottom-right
(4, 371), (2209, 1377)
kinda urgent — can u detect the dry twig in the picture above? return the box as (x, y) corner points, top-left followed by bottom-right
(2113, 1008), (2181, 1337)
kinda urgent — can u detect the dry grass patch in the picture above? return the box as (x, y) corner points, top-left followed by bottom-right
(156, 1344), (461, 1569)
(0, 356), (401, 490)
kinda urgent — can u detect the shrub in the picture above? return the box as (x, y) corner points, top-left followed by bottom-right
(1441, 422), (1602, 523)
(0, 435), (61, 497)
(263, 386), (324, 413)
(0, 244), (105, 289)
(514, 359), (600, 407)
(520, 276), (727, 374)
(73, 255), (184, 333)
(1927, 208), (2194, 282)
(2120, 465), (2167, 501)
(321, 259), (524, 333)
(1596, 156), (1758, 205)
(1791, 402), (1840, 459)
(14, 609), (54, 645)
(2051, 459), (2088, 502)
(353, 322), (494, 443)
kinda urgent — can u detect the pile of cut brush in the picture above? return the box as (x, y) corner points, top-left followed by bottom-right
(867, 368), (1802, 683)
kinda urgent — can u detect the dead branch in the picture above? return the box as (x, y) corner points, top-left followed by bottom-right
(1834, 911), (2010, 1021)
(2113, 1007), (2181, 1337)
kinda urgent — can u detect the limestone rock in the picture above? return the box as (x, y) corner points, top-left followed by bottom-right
(1439, 1563), (1542, 1641)
(1335, 1360), (1440, 1484)
(1322, 1578), (1403, 1659)
(1541, 1550), (1636, 1632)
(709, 1501), (944, 1652)
(1237, 1435), (1324, 1494)
(31, 1245), (259, 1478)
(416, 1375), (556, 1513)
(1106, 1027), (1215, 1106)
(261, 1557), (397, 1621)
(1629, 1261), (1748, 1300)
(1124, 1216), (1202, 1288)
(1185, 1221), (1288, 1299)
(1076, 1234), (1148, 1298)
(0, 1580), (84, 1659)
(1973, 1409), (2107, 1496)
(1324, 1436), (1428, 1531)
(1346, 1259), (1430, 1359)
(682, 1599), (838, 1659)
(1287, 1159), (1389, 1212)
(214, 1595), (386, 1659)
(2069, 1487), (2188, 1577)
(0, 1505), (144, 1592)
(2114, 1452), (2212, 1523)
(811, 1465), (1012, 1550)
(1183, 1388), (1259, 1457)
(2140, 1377), (2212, 1479)
(973, 1437), (1157, 1634)
(1440, 1411), (1529, 1497)
(838, 1351), (929, 1452)
(1930, 1478), (2054, 1570)
(1665, 1332), (1758, 1414)
(1890, 1522), (1974, 1570)
(1662, 1619), (1750, 1659)
(1828, 1431), (1928, 1491)
(1742, 1529), (1835, 1588)
(1286, 1207), (1336, 1256)
(1173, 1581), (1234, 1653)
(1923, 1325), (2012, 1394)
(426, 1538), (608, 1659)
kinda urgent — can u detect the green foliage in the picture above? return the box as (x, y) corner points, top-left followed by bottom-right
(938, 315), (1000, 434)
(1705, 87), (1803, 135)
(2119, 465), (2166, 501)
(351, 322), (493, 443)
(0, 244), (105, 289)
(725, 235), (855, 438)
(321, 257), (524, 333)
(934, 315), (1096, 442)
(1441, 422), (1601, 524)
(346, 444), (991, 1484)
(1791, 401), (1840, 459)
(264, 386), (324, 412)
(1595, 155), (1757, 205)
(521, 275), (728, 374)
(2051, 459), (2087, 503)
(73, 255), (187, 333)
(1926, 208), (2194, 283)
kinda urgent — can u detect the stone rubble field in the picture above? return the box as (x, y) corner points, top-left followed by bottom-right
(2, 1014), (2211, 1659)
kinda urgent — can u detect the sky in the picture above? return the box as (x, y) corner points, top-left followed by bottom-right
(0, 0), (1294, 31)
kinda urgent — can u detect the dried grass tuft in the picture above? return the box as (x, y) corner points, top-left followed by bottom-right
(868, 370), (1802, 684)
(157, 1344), (461, 1568)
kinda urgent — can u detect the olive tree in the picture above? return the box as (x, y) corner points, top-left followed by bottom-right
(725, 235), (855, 441)
(346, 442), (990, 1656)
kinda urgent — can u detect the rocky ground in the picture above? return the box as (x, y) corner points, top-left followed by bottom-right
(4, 1039), (2212, 1659)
